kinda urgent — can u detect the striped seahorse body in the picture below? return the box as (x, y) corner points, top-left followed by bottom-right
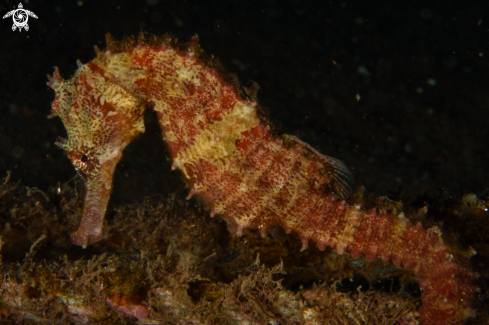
(47, 34), (477, 325)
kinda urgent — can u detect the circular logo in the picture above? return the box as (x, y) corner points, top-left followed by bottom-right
(2, 3), (38, 32)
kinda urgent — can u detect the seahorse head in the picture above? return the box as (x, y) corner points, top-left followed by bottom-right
(47, 62), (147, 247)
(47, 64), (146, 180)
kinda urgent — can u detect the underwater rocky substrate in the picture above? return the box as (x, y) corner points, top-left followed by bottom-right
(0, 174), (487, 324)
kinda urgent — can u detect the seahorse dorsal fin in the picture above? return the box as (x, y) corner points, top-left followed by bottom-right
(320, 154), (354, 200)
(283, 134), (354, 200)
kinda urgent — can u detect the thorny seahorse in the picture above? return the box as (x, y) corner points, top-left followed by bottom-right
(47, 33), (477, 325)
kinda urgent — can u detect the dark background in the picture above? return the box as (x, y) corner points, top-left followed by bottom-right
(0, 0), (488, 205)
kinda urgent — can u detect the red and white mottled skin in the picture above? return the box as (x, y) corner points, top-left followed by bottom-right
(47, 34), (477, 324)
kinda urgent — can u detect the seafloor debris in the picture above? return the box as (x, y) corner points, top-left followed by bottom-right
(0, 174), (487, 324)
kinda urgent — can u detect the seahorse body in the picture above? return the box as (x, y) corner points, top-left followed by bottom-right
(47, 34), (477, 325)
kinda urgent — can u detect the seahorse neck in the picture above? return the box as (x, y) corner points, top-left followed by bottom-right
(123, 45), (253, 166)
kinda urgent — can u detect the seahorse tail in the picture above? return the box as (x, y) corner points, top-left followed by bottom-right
(304, 204), (478, 325)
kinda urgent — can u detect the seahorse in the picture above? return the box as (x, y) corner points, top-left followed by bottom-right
(47, 33), (477, 325)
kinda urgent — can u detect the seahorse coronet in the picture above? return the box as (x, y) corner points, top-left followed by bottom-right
(48, 34), (478, 325)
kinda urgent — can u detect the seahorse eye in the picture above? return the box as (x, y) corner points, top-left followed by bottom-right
(81, 154), (88, 162)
